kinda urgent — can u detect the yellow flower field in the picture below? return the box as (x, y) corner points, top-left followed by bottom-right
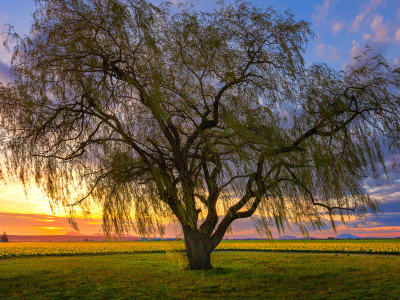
(0, 241), (399, 259)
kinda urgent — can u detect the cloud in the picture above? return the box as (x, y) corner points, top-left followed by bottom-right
(363, 33), (373, 41)
(0, 211), (103, 235)
(362, 213), (400, 227)
(351, 0), (382, 31)
(315, 44), (340, 62)
(0, 35), (13, 64)
(380, 199), (400, 213)
(332, 22), (344, 35)
(0, 60), (14, 84)
(370, 14), (390, 42)
(0, 33), (14, 84)
(352, 14), (366, 31)
(346, 39), (391, 68)
(396, 29), (400, 43)
(394, 58), (400, 66)
(0, 13), (9, 26)
(2, 208), (399, 239)
(151, 0), (217, 12)
(312, 0), (333, 23)
(222, 212), (400, 239)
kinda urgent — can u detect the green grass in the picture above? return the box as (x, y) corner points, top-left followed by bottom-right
(0, 251), (399, 299)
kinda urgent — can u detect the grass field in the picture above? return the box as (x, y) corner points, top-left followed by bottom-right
(1, 239), (399, 259)
(0, 251), (399, 299)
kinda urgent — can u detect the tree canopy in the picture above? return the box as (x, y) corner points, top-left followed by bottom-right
(1, 0), (400, 269)
(1, 232), (8, 242)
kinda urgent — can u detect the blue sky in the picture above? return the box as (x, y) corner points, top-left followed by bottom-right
(2, 0), (399, 71)
(0, 0), (399, 238)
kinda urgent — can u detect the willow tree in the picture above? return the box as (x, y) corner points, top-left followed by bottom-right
(1, 0), (400, 270)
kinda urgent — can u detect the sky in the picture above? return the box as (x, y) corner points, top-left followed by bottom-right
(0, 0), (399, 238)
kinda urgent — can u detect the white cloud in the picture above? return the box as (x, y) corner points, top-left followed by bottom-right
(396, 29), (400, 43)
(370, 15), (389, 42)
(394, 58), (400, 66)
(315, 44), (339, 62)
(331, 22), (344, 34)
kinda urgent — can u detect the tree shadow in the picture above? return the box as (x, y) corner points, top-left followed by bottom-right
(206, 267), (232, 275)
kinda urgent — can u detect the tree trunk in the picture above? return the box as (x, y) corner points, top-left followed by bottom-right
(182, 226), (214, 270)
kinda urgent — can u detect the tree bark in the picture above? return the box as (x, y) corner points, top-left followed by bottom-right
(182, 226), (214, 270)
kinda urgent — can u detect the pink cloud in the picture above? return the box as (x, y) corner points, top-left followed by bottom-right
(0, 211), (103, 235)
(396, 29), (400, 43)
(349, 40), (365, 59)
(363, 33), (373, 41)
(315, 44), (340, 62)
(351, 0), (383, 31)
(332, 22), (344, 35)
(1, 210), (399, 239)
(312, 0), (332, 23)
(0, 59), (13, 84)
(0, 35), (13, 66)
(370, 15), (390, 42)
(352, 14), (366, 31)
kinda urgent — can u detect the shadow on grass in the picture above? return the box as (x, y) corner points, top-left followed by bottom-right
(207, 267), (232, 275)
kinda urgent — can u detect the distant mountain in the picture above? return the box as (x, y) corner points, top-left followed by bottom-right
(64, 231), (87, 236)
(336, 233), (360, 239)
(275, 236), (298, 240)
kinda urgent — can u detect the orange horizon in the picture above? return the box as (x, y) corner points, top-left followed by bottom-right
(0, 177), (399, 239)
(1, 211), (399, 239)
